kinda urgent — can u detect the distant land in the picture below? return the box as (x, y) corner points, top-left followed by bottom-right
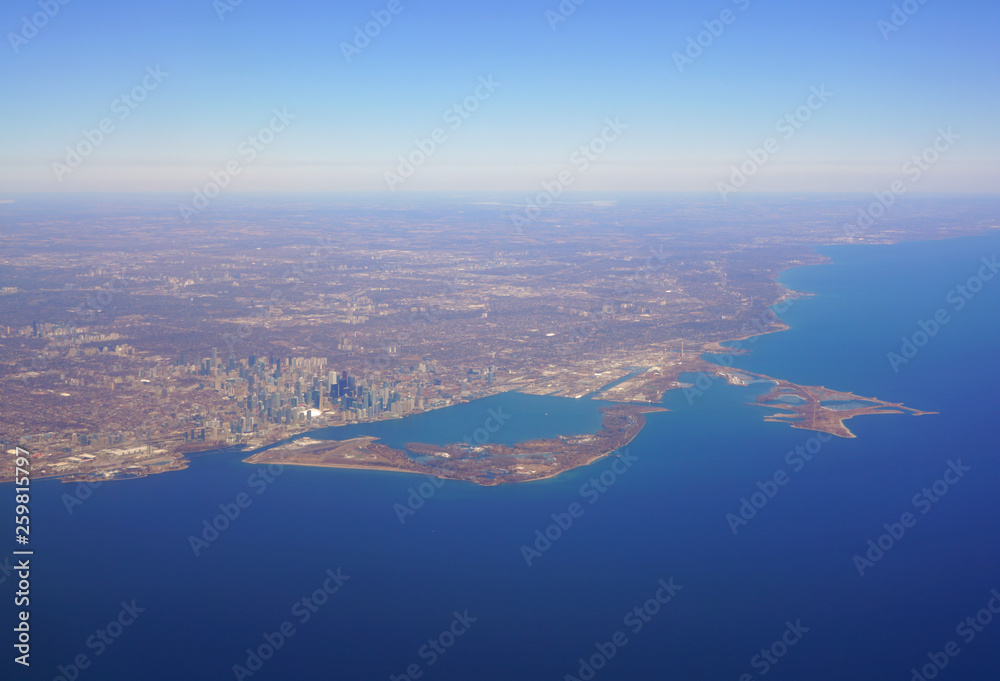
(1, 195), (993, 484)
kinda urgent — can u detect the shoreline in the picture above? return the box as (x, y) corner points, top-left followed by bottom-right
(8, 233), (960, 486)
(242, 404), (664, 486)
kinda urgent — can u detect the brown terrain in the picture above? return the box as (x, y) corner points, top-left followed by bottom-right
(1, 195), (991, 484)
(244, 403), (665, 485)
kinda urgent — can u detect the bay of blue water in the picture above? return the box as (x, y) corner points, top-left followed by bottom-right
(6, 232), (1000, 680)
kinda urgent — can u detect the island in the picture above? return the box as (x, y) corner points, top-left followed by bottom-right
(243, 403), (665, 485)
(239, 356), (935, 485)
(2, 194), (980, 485)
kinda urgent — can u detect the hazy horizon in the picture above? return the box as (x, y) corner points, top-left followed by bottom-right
(3, 0), (998, 194)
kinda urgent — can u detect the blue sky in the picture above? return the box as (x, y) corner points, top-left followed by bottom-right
(1, 0), (997, 193)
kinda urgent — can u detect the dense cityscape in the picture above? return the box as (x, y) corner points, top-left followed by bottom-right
(1, 195), (996, 483)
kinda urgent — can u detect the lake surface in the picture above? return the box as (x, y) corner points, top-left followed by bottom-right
(7, 231), (1000, 680)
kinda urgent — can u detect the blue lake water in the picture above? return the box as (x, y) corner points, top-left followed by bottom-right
(6, 231), (1000, 680)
